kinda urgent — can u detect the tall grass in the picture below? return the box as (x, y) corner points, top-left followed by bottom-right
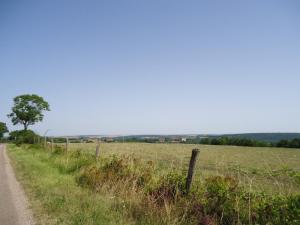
(8, 144), (300, 225)
(66, 143), (300, 194)
(7, 144), (132, 225)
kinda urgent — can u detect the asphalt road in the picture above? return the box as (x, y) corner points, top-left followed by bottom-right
(0, 144), (34, 225)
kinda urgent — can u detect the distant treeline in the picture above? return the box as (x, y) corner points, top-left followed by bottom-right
(186, 137), (270, 147)
(186, 137), (300, 149)
(117, 136), (300, 149)
(276, 138), (300, 148)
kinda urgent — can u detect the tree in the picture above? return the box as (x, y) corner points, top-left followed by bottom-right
(0, 122), (8, 138)
(276, 139), (289, 148)
(8, 94), (50, 130)
(288, 138), (300, 148)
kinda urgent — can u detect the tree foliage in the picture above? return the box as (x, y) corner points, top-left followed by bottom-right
(186, 136), (300, 149)
(9, 130), (40, 144)
(0, 122), (8, 138)
(276, 138), (300, 148)
(7, 94), (50, 130)
(187, 137), (270, 147)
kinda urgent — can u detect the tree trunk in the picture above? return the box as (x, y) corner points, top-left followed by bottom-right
(24, 123), (28, 131)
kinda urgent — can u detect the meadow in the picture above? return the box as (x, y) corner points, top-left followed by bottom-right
(67, 142), (300, 194)
(8, 143), (300, 225)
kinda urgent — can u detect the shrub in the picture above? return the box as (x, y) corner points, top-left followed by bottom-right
(202, 176), (240, 225)
(66, 150), (95, 173)
(252, 194), (300, 225)
(77, 155), (155, 192)
(149, 171), (186, 205)
(77, 165), (102, 190)
(9, 130), (40, 144)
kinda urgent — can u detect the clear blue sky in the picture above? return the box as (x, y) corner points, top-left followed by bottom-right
(1, 0), (300, 136)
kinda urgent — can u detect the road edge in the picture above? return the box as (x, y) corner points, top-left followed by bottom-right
(3, 145), (35, 225)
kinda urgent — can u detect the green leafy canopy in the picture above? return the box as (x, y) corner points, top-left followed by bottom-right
(7, 94), (50, 130)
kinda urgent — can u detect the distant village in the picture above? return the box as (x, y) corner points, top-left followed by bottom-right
(51, 135), (203, 144)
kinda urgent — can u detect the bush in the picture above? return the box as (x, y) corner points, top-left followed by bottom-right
(149, 171), (186, 204)
(76, 165), (102, 190)
(202, 176), (241, 225)
(66, 150), (95, 173)
(248, 194), (300, 225)
(77, 154), (155, 192)
(9, 130), (40, 144)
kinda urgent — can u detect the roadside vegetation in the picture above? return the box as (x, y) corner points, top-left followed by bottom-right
(8, 143), (300, 225)
(8, 144), (130, 225)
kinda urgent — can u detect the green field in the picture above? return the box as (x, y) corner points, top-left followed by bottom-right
(8, 143), (300, 225)
(66, 143), (300, 194)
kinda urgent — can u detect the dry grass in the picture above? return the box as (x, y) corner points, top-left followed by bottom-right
(66, 143), (300, 194)
(8, 144), (134, 225)
(8, 144), (300, 225)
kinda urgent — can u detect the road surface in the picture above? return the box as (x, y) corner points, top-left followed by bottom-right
(0, 144), (34, 225)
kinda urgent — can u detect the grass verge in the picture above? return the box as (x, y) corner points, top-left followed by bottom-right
(7, 144), (131, 225)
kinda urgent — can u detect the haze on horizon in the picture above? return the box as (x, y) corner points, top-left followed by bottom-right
(1, 1), (300, 136)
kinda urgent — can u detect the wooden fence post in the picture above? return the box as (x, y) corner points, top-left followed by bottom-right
(186, 149), (200, 194)
(44, 136), (47, 149)
(51, 138), (54, 152)
(66, 137), (69, 151)
(95, 139), (100, 159)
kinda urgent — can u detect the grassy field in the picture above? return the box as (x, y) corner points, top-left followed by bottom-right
(7, 143), (300, 225)
(67, 143), (300, 194)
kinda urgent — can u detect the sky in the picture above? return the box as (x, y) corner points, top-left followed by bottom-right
(1, 0), (300, 136)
